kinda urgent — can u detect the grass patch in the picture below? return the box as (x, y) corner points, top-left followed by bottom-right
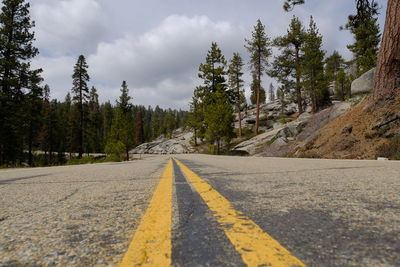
(376, 135), (400, 160)
(66, 155), (122, 165)
(266, 137), (277, 145)
(279, 118), (291, 124)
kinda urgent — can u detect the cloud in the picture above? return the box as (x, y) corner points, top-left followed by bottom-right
(32, 0), (106, 56)
(88, 15), (246, 109)
(28, 0), (387, 110)
(31, 56), (76, 100)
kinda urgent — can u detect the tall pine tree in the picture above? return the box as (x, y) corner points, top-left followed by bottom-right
(245, 19), (272, 134)
(71, 55), (90, 158)
(228, 52), (245, 137)
(270, 16), (306, 114)
(343, 0), (381, 76)
(190, 42), (234, 153)
(106, 81), (134, 160)
(0, 0), (42, 165)
(87, 86), (103, 153)
(302, 17), (330, 112)
(325, 51), (347, 100)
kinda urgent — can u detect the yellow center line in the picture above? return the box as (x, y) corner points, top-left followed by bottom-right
(120, 159), (173, 267)
(174, 158), (306, 267)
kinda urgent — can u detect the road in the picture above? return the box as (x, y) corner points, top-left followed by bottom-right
(0, 155), (399, 266)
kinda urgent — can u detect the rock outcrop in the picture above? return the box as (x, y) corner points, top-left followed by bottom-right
(129, 129), (196, 155)
(351, 68), (375, 95)
(234, 101), (352, 156)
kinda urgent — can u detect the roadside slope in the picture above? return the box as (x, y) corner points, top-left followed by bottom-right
(298, 93), (400, 159)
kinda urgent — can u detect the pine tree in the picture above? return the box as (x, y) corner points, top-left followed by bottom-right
(325, 51), (346, 96)
(336, 69), (352, 100)
(151, 106), (162, 139)
(71, 55), (90, 158)
(106, 108), (129, 160)
(55, 94), (71, 163)
(325, 51), (345, 81)
(197, 42), (228, 104)
(0, 0), (42, 165)
(250, 73), (266, 105)
(269, 83), (276, 102)
(165, 111), (175, 139)
(187, 95), (204, 146)
(302, 17), (330, 112)
(270, 16), (306, 114)
(106, 82), (134, 160)
(39, 84), (52, 163)
(190, 42), (234, 153)
(204, 89), (234, 154)
(325, 51), (347, 100)
(245, 19), (272, 134)
(87, 86), (102, 152)
(228, 52), (245, 137)
(343, 0), (381, 76)
(117, 81), (132, 113)
(135, 109), (144, 144)
(101, 101), (113, 145)
(25, 71), (43, 166)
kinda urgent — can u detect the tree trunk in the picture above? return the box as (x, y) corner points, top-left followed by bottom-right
(78, 92), (83, 159)
(295, 47), (304, 114)
(238, 109), (242, 137)
(28, 121), (33, 166)
(126, 148), (129, 161)
(374, 0), (400, 98)
(254, 48), (262, 135)
(255, 83), (260, 134)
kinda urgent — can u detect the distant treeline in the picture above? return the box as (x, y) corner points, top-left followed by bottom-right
(32, 83), (187, 166)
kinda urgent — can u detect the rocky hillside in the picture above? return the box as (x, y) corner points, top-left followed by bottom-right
(129, 129), (196, 155)
(233, 101), (352, 157)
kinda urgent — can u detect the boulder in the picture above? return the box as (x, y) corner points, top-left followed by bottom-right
(263, 101), (281, 112)
(351, 68), (375, 95)
(273, 137), (288, 146)
(276, 127), (294, 139)
(284, 107), (296, 116)
(342, 124), (353, 134)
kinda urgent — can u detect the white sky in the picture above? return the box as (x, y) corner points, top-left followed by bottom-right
(27, 0), (388, 110)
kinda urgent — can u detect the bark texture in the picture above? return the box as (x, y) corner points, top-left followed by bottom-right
(374, 0), (400, 98)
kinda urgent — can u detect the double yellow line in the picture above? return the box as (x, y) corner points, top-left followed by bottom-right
(120, 158), (306, 267)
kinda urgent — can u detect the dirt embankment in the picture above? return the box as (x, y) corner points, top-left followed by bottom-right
(299, 93), (400, 159)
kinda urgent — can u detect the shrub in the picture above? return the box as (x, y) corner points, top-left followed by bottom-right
(105, 141), (125, 159)
(66, 156), (94, 165)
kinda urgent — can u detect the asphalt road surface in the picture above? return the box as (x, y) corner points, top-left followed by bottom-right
(1, 155), (399, 266)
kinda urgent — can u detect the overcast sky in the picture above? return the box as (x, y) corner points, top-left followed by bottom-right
(27, 0), (387, 110)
